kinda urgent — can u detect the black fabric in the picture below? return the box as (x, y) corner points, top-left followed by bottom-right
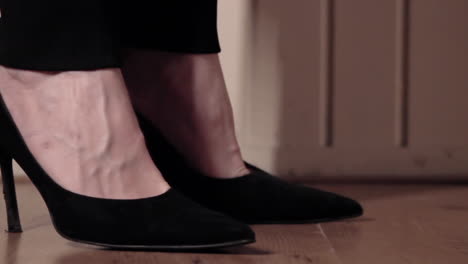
(137, 113), (364, 224)
(0, 0), (220, 71)
(0, 95), (255, 249)
(120, 0), (220, 53)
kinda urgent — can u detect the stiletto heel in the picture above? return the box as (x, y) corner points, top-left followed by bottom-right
(0, 94), (254, 249)
(0, 151), (22, 232)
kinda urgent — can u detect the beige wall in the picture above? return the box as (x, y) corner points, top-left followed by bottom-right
(219, 0), (468, 181)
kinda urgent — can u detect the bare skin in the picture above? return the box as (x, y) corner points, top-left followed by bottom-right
(0, 66), (170, 199)
(122, 50), (250, 179)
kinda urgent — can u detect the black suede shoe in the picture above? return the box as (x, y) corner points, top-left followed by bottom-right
(137, 113), (364, 224)
(0, 95), (255, 250)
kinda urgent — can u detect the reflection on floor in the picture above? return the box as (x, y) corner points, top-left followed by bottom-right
(1, 179), (467, 264)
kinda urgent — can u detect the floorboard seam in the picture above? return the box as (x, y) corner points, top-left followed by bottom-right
(318, 224), (344, 264)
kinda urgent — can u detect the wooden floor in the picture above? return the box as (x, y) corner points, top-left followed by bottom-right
(1, 180), (467, 264)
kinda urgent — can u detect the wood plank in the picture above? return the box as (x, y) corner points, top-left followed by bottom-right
(318, 184), (468, 264)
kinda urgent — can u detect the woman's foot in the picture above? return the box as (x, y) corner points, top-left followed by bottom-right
(122, 49), (249, 179)
(0, 66), (170, 199)
(136, 113), (364, 224)
(121, 50), (364, 223)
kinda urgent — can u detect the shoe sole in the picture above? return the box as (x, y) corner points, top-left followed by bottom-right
(48, 219), (255, 251)
(247, 212), (363, 225)
(59, 232), (255, 251)
(72, 238), (255, 251)
(46, 213), (360, 249)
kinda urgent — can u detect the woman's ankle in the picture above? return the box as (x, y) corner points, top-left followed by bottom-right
(122, 51), (250, 179)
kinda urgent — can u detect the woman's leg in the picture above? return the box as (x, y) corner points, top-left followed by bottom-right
(0, 0), (170, 199)
(120, 1), (363, 224)
(121, 0), (250, 179)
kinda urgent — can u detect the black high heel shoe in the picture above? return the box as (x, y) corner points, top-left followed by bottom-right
(0, 95), (255, 249)
(137, 113), (363, 224)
